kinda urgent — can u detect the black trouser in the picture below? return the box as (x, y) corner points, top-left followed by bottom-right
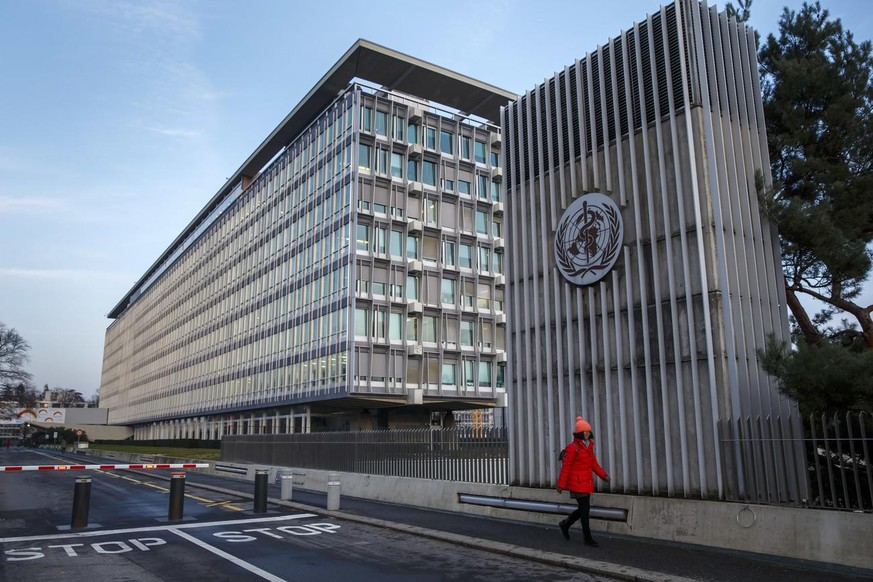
(565, 494), (593, 540)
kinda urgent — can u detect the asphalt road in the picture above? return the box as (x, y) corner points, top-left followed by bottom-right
(0, 448), (613, 581)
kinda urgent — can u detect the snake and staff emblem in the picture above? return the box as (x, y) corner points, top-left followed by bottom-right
(554, 193), (623, 286)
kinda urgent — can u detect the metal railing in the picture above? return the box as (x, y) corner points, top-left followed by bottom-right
(223, 414), (871, 513)
(720, 411), (872, 512)
(222, 426), (508, 485)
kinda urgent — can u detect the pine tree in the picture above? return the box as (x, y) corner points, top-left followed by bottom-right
(758, 2), (873, 350)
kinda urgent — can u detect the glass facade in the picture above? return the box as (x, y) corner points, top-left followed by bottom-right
(101, 82), (506, 437)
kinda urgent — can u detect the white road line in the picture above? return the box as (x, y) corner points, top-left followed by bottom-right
(169, 528), (288, 582)
(0, 513), (318, 543)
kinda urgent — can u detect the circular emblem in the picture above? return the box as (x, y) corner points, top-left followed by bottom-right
(554, 193), (623, 286)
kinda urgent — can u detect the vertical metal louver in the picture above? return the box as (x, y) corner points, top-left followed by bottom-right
(509, 2), (697, 179)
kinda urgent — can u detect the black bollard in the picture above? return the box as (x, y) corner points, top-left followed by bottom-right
(71, 477), (92, 529)
(168, 472), (186, 520)
(253, 469), (268, 514)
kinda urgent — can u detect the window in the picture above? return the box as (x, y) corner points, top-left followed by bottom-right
(376, 148), (388, 174)
(408, 123), (418, 144)
(474, 140), (487, 163)
(476, 210), (488, 234)
(497, 363), (505, 388)
(423, 315), (437, 342)
(361, 106), (372, 132)
(393, 115), (404, 141)
(391, 152), (403, 178)
(491, 180), (501, 202)
(477, 175), (488, 200)
(423, 198), (438, 226)
(461, 136), (471, 159)
(390, 230), (403, 257)
(426, 127), (437, 150)
(406, 274), (419, 300)
(464, 360), (475, 386)
(493, 252), (503, 274)
(459, 244), (473, 268)
(441, 363), (457, 385)
(374, 309), (386, 341)
(375, 111), (388, 136)
(444, 179), (454, 192)
(460, 321), (474, 346)
(407, 236), (419, 259)
(408, 160), (419, 181)
(458, 180), (471, 196)
(372, 281), (386, 296)
(492, 219), (502, 238)
(441, 278), (456, 305)
(422, 160), (436, 186)
(358, 143), (371, 170)
(479, 246), (491, 271)
(356, 224), (370, 252)
(443, 241), (456, 266)
(406, 316), (419, 341)
(478, 361), (492, 386)
(373, 203), (387, 215)
(355, 307), (369, 337)
(440, 130), (453, 155)
(389, 312), (402, 341)
(375, 227), (387, 254)
(490, 151), (499, 166)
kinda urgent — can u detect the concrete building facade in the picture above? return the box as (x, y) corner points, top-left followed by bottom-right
(502, 0), (805, 502)
(100, 41), (515, 440)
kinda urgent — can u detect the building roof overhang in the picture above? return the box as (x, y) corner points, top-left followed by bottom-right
(109, 39), (515, 319)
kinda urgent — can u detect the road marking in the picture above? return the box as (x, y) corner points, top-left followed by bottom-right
(0, 513), (318, 543)
(169, 529), (287, 582)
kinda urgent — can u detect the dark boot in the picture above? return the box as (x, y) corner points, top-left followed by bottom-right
(558, 519), (570, 540)
(584, 536), (599, 547)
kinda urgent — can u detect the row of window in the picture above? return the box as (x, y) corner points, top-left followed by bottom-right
(361, 104), (497, 166)
(353, 307), (503, 345)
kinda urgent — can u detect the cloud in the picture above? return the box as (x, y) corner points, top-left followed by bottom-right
(0, 195), (66, 215)
(0, 268), (129, 282)
(144, 125), (201, 139)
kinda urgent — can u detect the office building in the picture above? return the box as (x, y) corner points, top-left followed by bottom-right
(100, 41), (515, 439)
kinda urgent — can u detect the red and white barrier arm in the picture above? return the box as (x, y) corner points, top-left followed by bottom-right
(0, 463), (209, 472)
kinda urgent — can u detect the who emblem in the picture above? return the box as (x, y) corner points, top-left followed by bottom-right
(554, 193), (623, 286)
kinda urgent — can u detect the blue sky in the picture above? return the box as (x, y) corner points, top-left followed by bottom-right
(1, 0), (871, 398)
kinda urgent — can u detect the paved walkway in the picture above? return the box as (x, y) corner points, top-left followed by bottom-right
(179, 471), (873, 582)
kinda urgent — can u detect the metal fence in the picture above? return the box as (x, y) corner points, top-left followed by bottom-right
(222, 413), (871, 512)
(222, 426), (508, 485)
(720, 412), (872, 512)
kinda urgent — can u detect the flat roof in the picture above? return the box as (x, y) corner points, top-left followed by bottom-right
(109, 39), (516, 319)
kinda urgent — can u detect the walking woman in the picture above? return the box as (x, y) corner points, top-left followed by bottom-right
(556, 416), (609, 546)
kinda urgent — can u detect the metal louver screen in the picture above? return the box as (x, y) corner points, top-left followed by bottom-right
(510, 1), (693, 182)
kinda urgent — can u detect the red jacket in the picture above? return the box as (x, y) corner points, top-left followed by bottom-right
(557, 438), (608, 494)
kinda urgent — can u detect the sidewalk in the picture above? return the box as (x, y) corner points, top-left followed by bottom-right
(180, 471), (873, 582)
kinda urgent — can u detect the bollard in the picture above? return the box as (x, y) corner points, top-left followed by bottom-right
(280, 473), (294, 501)
(71, 477), (92, 529)
(327, 471), (341, 510)
(253, 469), (268, 513)
(168, 472), (186, 520)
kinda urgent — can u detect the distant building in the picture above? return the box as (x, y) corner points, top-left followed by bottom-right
(100, 40), (514, 440)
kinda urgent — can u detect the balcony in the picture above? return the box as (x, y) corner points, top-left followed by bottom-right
(493, 202), (504, 215)
(407, 219), (422, 233)
(408, 343), (423, 357)
(407, 260), (423, 273)
(408, 181), (423, 196)
(493, 237), (505, 250)
(494, 274), (505, 288)
(495, 313), (506, 325)
(490, 133), (502, 148)
(408, 107), (423, 123)
(407, 300), (423, 314)
(491, 167), (503, 183)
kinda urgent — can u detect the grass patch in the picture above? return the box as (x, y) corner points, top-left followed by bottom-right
(89, 444), (221, 461)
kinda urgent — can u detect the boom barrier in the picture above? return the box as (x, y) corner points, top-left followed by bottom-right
(0, 463), (209, 472)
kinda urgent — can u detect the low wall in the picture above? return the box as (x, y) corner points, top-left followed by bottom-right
(77, 450), (872, 571)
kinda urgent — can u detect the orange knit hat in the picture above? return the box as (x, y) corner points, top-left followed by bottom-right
(575, 416), (591, 433)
